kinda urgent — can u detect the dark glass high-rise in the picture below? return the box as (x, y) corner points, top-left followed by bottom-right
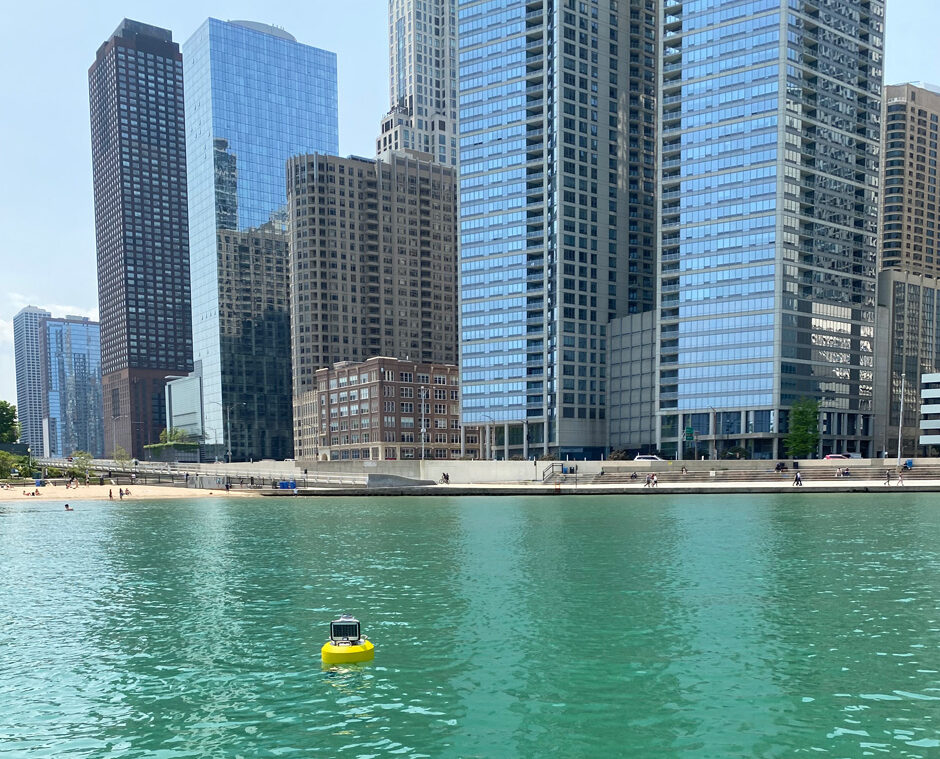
(89, 19), (193, 458)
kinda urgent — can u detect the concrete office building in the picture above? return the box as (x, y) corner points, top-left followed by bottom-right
(873, 83), (940, 459)
(457, 0), (658, 459)
(308, 357), (477, 462)
(89, 19), (193, 459)
(377, 0), (458, 166)
(288, 151), (459, 458)
(39, 317), (105, 459)
(873, 270), (940, 458)
(165, 363), (204, 443)
(183, 19), (338, 462)
(608, 311), (656, 454)
(651, 0), (884, 459)
(919, 373), (940, 453)
(13, 306), (52, 452)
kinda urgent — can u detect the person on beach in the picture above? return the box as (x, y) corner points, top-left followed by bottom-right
(119, 488), (124, 499)
(109, 489), (113, 500)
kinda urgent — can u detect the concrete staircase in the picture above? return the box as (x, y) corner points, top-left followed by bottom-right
(592, 463), (940, 485)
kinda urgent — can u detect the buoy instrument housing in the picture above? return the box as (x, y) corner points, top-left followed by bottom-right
(321, 615), (374, 664)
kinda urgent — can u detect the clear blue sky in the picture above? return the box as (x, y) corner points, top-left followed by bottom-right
(0, 0), (936, 404)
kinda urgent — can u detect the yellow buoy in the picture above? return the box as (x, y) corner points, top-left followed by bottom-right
(321, 615), (374, 665)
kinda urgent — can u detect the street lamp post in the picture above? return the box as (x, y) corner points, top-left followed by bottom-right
(709, 406), (719, 461)
(420, 386), (427, 461)
(482, 414), (496, 460)
(897, 372), (906, 468)
(208, 401), (244, 463)
(111, 414), (127, 458)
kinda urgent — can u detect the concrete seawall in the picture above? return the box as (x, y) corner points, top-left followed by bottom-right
(262, 480), (938, 497)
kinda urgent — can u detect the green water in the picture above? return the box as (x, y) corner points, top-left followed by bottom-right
(2, 494), (940, 757)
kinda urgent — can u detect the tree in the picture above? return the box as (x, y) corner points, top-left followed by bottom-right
(785, 397), (820, 458)
(112, 445), (131, 464)
(0, 401), (17, 443)
(0, 450), (17, 478)
(159, 427), (188, 443)
(70, 450), (93, 480)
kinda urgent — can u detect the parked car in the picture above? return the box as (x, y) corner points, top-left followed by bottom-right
(824, 454), (848, 460)
(634, 454), (665, 461)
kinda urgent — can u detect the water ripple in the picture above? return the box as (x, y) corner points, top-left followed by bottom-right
(1, 493), (939, 756)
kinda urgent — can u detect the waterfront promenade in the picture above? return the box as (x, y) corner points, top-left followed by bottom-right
(4, 468), (935, 501)
(15, 454), (938, 502)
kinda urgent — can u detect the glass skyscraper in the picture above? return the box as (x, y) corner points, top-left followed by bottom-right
(13, 306), (52, 452)
(183, 19), (338, 461)
(40, 317), (105, 459)
(457, 0), (657, 459)
(656, 0), (884, 459)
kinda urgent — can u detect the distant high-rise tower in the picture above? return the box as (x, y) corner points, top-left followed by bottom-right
(183, 19), (338, 462)
(456, 0), (658, 458)
(39, 317), (105, 459)
(875, 83), (940, 456)
(89, 19), (193, 459)
(654, 0), (884, 459)
(13, 306), (52, 452)
(377, 0), (458, 166)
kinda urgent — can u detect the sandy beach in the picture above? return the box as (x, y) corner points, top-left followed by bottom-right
(0, 483), (259, 502)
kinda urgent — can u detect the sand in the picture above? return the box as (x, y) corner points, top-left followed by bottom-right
(0, 482), (259, 502)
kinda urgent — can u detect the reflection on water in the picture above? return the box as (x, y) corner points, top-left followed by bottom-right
(1, 493), (939, 756)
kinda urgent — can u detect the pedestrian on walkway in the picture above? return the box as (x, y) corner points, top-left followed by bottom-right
(644, 473), (652, 488)
(792, 471), (803, 486)
(884, 470), (891, 485)
(896, 470), (904, 486)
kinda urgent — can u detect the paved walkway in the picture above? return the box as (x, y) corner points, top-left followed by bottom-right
(264, 475), (934, 497)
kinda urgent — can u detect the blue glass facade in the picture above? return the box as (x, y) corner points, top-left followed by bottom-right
(457, 0), (658, 459)
(658, 0), (883, 459)
(13, 306), (51, 453)
(40, 318), (104, 458)
(457, 0), (531, 438)
(184, 19), (337, 460)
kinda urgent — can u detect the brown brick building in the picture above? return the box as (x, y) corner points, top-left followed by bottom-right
(288, 151), (458, 455)
(299, 357), (479, 462)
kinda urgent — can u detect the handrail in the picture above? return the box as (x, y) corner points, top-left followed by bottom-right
(33, 457), (368, 486)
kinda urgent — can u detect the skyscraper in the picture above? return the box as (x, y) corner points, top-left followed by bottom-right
(655, 0), (884, 459)
(288, 152), (458, 459)
(881, 83), (940, 276)
(39, 317), (105, 459)
(183, 19), (338, 462)
(456, 0), (658, 459)
(13, 306), (51, 452)
(874, 83), (940, 457)
(377, 0), (458, 166)
(89, 19), (193, 459)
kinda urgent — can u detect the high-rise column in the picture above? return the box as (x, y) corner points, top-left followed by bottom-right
(89, 19), (192, 459)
